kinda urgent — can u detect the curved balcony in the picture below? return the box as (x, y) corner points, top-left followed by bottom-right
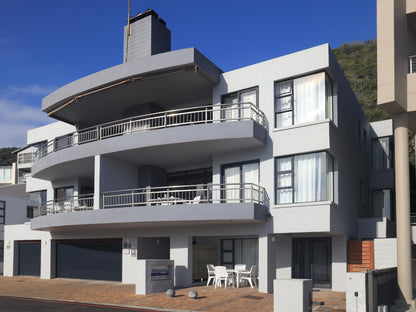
(31, 183), (269, 231)
(31, 103), (267, 180)
(36, 103), (264, 160)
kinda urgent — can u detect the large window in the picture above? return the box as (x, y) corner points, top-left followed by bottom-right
(55, 187), (74, 201)
(372, 137), (393, 170)
(221, 238), (258, 271)
(275, 72), (333, 128)
(275, 152), (333, 204)
(372, 189), (394, 220)
(0, 201), (4, 224)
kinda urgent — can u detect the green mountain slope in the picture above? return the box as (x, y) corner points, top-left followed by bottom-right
(332, 39), (389, 122)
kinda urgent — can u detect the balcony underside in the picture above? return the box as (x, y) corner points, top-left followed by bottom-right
(31, 120), (266, 180)
(42, 48), (222, 128)
(30, 202), (268, 231)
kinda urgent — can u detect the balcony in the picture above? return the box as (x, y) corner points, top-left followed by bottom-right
(31, 103), (267, 180)
(31, 183), (268, 231)
(35, 103), (265, 160)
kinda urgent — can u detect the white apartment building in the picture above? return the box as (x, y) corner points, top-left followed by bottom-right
(3, 10), (395, 293)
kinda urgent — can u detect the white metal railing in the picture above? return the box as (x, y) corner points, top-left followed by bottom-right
(33, 193), (94, 217)
(34, 103), (265, 160)
(411, 213), (416, 225)
(17, 152), (35, 165)
(102, 183), (266, 209)
(410, 55), (416, 73)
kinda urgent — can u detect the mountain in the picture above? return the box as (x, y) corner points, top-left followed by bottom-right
(332, 39), (389, 122)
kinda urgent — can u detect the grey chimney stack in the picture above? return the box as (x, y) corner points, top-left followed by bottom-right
(123, 9), (171, 63)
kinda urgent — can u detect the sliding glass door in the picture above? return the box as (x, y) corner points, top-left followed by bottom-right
(292, 237), (331, 288)
(223, 161), (259, 203)
(221, 238), (258, 270)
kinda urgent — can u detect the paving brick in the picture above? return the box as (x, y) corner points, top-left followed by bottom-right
(0, 276), (345, 312)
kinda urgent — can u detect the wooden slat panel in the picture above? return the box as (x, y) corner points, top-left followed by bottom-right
(347, 240), (374, 272)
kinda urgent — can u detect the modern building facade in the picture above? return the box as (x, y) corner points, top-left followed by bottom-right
(4, 9), (395, 293)
(377, 0), (416, 306)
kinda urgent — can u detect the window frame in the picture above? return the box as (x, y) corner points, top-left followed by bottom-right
(54, 186), (74, 201)
(372, 188), (395, 221)
(221, 86), (259, 107)
(274, 72), (333, 128)
(0, 200), (5, 224)
(274, 151), (334, 205)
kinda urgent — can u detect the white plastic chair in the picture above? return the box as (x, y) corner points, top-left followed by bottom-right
(206, 264), (215, 286)
(191, 195), (201, 204)
(234, 264), (246, 271)
(214, 266), (233, 289)
(239, 265), (257, 288)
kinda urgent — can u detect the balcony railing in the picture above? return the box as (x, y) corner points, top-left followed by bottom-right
(18, 152), (35, 165)
(410, 55), (416, 73)
(33, 193), (94, 217)
(102, 183), (265, 208)
(34, 103), (265, 160)
(32, 183), (266, 217)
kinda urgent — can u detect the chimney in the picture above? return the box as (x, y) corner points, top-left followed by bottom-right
(123, 9), (171, 63)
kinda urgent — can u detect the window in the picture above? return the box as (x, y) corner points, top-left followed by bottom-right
(54, 134), (73, 151)
(167, 168), (212, 186)
(55, 187), (74, 201)
(222, 161), (259, 203)
(372, 137), (393, 170)
(275, 72), (333, 128)
(275, 152), (333, 204)
(222, 87), (258, 121)
(0, 201), (4, 224)
(0, 166), (12, 182)
(30, 190), (47, 206)
(372, 189), (394, 220)
(221, 238), (258, 271)
(27, 206), (34, 219)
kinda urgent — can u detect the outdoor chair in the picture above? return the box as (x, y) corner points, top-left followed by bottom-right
(234, 264), (246, 271)
(239, 265), (257, 288)
(214, 266), (233, 289)
(206, 264), (215, 286)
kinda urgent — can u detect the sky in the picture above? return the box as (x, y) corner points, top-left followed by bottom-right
(0, 0), (377, 147)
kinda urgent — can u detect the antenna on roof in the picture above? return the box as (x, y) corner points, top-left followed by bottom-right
(125, 0), (132, 63)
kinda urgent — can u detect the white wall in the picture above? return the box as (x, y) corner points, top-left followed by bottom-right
(0, 195), (30, 241)
(27, 121), (75, 145)
(332, 236), (347, 291)
(374, 238), (397, 269)
(3, 224), (51, 277)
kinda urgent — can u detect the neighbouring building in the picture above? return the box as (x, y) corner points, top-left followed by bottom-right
(3, 9), (396, 293)
(377, 0), (416, 306)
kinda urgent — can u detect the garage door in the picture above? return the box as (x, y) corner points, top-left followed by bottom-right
(56, 238), (122, 281)
(18, 241), (41, 276)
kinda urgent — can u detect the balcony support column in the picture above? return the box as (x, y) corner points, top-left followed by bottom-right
(170, 235), (192, 287)
(258, 234), (276, 294)
(393, 113), (413, 304)
(40, 238), (55, 279)
(93, 155), (102, 210)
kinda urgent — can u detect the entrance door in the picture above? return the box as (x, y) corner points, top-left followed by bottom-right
(292, 237), (331, 288)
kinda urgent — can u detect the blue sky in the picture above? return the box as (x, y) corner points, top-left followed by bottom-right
(0, 0), (376, 147)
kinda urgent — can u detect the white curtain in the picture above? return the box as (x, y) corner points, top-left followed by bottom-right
(294, 72), (326, 124)
(294, 152), (327, 202)
(240, 90), (257, 120)
(223, 95), (239, 121)
(242, 163), (259, 201)
(234, 239), (258, 271)
(224, 166), (240, 202)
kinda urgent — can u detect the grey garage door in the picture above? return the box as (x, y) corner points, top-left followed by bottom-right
(18, 241), (41, 276)
(56, 238), (122, 281)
